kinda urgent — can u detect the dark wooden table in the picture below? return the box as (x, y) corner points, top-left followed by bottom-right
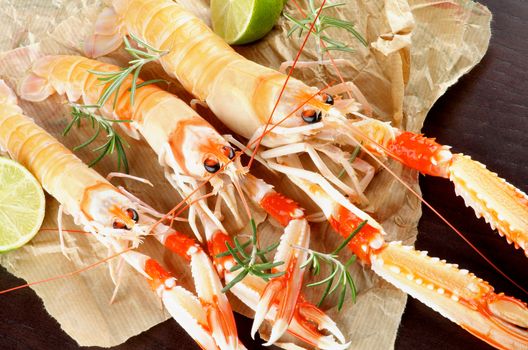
(1, 0), (526, 349)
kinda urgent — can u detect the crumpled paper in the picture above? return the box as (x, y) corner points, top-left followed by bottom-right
(0, 0), (491, 348)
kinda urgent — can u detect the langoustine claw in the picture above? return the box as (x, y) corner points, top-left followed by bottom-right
(383, 132), (528, 256)
(371, 241), (528, 350)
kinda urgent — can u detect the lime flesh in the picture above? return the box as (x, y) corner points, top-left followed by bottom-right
(211, 0), (285, 45)
(0, 157), (45, 252)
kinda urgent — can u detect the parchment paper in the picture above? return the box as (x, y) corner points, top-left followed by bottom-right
(0, 0), (491, 348)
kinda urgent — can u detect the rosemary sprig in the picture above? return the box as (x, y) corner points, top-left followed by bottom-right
(284, 0), (367, 60)
(64, 34), (168, 171)
(64, 105), (131, 172)
(89, 33), (168, 108)
(337, 143), (362, 179)
(218, 219), (285, 293)
(297, 220), (367, 310)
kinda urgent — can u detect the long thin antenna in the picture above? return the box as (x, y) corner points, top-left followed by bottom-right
(0, 247), (133, 295)
(40, 228), (91, 234)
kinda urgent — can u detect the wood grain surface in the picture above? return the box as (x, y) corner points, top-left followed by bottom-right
(0, 0), (526, 349)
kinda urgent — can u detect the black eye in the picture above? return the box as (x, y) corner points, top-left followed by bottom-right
(322, 93), (334, 105)
(301, 109), (322, 124)
(113, 220), (129, 230)
(126, 208), (139, 223)
(204, 158), (221, 173)
(222, 146), (236, 160)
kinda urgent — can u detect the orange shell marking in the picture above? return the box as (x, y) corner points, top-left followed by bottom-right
(208, 231), (236, 275)
(168, 116), (214, 175)
(387, 131), (450, 177)
(164, 232), (196, 261)
(260, 192), (304, 227)
(329, 205), (383, 263)
(144, 258), (172, 290)
(79, 182), (115, 221)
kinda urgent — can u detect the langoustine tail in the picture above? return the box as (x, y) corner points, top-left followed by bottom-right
(84, 6), (126, 58)
(0, 80), (19, 105)
(18, 56), (58, 102)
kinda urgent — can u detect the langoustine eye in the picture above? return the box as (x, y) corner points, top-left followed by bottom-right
(113, 208), (138, 230)
(222, 146), (236, 160)
(204, 157), (221, 173)
(126, 208), (139, 222)
(113, 220), (129, 230)
(301, 109), (323, 123)
(321, 93), (334, 105)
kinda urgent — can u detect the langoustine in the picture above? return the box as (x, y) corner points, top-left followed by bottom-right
(19, 55), (348, 349)
(0, 80), (244, 350)
(20, 52), (528, 349)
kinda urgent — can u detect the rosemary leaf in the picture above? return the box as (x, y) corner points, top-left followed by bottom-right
(229, 264), (244, 273)
(73, 123), (100, 151)
(234, 237), (250, 260)
(251, 261), (284, 270)
(285, 0), (367, 61)
(259, 271), (286, 279)
(134, 79), (168, 90)
(130, 65), (142, 107)
(337, 143), (362, 179)
(225, 241), (246, 267)
(345, 255), (357, 267)
(63, 34), (170, 172)
(218, 217), (284, 292)
(337, 277), (347, 310)
(294, 220), (367, 311)
(328, 270), (344, 296)
(312, 254), (321, 275)
(317, 266), (335, 306)
(87, 69), (118, 76)
(221, 269), (250, 293)
(306, 266), (339, 288)
(258, 241), (280, 255)
(301, 253), (314, 269)
(63, 115), (78, 136)
(332, 220), (367, 255)
(346, 271), (357, 302)
(129, 32), (165, 53)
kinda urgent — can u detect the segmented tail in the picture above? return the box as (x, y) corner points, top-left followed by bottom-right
(84, 7), (126, 58)
(19, 56), (57, 102)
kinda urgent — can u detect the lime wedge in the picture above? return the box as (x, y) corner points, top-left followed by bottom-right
(211, 0), (285, 45)
(0, 157), (45, 252)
